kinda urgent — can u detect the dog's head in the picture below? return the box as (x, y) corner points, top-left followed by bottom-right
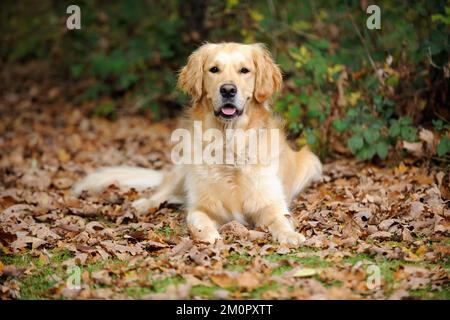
(177, 43), (282, 122)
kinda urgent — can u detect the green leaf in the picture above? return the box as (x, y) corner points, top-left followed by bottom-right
(356, 148), (366, 159)
(373, 95), (383, 108)
(401, 127), (417, 141)
(305, 129), (317, 145)
(347, 109), (358, 118)
(432, 119), (448, 131)
(332, 119), (348, 133)
(400, 117), (412, 126)
(437, 137), (450, 156)
(363, 128), (380, 144)
(347, 135), (364, 153)
(288, 105), (301, 120)
(389, 122), (401, 138)
(376, 141), (389, 159)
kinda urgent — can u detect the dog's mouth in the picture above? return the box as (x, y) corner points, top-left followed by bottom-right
(215, 103), (243, 120)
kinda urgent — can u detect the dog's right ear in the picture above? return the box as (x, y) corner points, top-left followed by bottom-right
(177, 44), (211, 102)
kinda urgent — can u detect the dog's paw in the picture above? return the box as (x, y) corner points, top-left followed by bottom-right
(273, 231), (306, 246)
(132, 198), (160, 214)
(192, 227), (222, 244)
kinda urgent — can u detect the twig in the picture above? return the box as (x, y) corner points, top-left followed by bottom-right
(347, 12), (379, 77)
(433, 111), (450, 124)
(427, 46), (443, 69)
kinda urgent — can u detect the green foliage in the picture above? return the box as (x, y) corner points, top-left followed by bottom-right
(2, 0), (448, 162)
(431, 6), (450, 24)
(433, 119), (450, 157)
(92, 101), (117, 119)
(437, 136), (450, 157)
(333, 96), (418, 160)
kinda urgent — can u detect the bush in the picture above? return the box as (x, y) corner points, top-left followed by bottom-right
(2, 0), (449, 162)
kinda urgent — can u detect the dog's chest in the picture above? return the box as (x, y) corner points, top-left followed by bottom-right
(190, 164), (279, 222)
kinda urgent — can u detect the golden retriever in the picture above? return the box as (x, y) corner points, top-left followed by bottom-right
(74, 43), (322, 246)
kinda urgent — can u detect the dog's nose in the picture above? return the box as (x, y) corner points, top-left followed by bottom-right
(220, 84), (237, 98)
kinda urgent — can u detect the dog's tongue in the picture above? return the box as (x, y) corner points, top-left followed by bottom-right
(221, 106), (237, 116)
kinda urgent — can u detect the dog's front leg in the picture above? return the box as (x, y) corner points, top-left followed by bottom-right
(244, 170), (305, 246)
(187, 210), (221, 244)
(252, 203), (305, 246)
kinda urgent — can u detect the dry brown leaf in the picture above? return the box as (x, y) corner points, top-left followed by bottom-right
(419, 129), (434, 149)
(219, 220), (250, 239)
(171, 237), (193, 256)
(236, 272), (260, 291)
(402, 141), (423, 157)
(368, 231), (392, 240)
(11, 236), (46, 250)
(210, 273), (235, 288)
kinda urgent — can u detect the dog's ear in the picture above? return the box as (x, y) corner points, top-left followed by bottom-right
(177, 44), (211, 102)
(252, 44), (282, 104)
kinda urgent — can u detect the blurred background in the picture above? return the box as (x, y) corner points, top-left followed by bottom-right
(1, 0), (449, 163)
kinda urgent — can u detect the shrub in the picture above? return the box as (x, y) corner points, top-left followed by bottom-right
(2, 0), (448, 162)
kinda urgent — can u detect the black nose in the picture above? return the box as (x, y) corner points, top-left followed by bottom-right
(220, 84), (237, 98)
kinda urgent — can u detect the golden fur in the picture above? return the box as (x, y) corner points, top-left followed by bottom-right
(74, 43), (322, 245)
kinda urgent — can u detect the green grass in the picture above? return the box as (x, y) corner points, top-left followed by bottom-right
(0, 249), (127, 299)
(244, 283), (280, 299)
(155, 226), (176, 238)
(342, 253), (450, 299)
(190, 285), (224, 299)
(1, 249), (71, 267)
(123, 274), (186, 298)
(190, 283), (280, 299)
(1, 249), (74, 299)
(151, 275), (185, 293)
(410, 285), (450, 300)
(223, 252), (252, 272)
(123, 286), (154, 298)
(20, 266), (62, 299)
(2, 246), (448, 300)
(265, 252), (331, 268)
(271, 265), (293, 276)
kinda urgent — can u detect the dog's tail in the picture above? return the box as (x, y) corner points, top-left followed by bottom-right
(291, 146), (323, 198)
(72, 167), (164, 196)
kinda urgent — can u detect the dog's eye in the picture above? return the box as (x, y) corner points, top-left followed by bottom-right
(209, 66), (219, 73)
(240, 67), (250, 74)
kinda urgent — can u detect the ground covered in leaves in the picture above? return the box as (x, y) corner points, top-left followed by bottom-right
(0, 95), (449, 300)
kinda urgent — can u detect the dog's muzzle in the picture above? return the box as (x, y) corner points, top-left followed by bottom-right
(214, 102), (243, 121)
(214, 84), (243, 121)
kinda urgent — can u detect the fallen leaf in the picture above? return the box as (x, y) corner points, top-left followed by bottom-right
(236, 272), (260, 291)
(368, 231), (392, 240)
(210, 273), (235, 288)
(402, 141), (423, 157)
(171, 237), (193, 256)
(419, 129), (434, 150)
(57, 149), (71, 163)
(290, 267), (318, 278)
(11, 236), (46, 250)
(219, 220), (250, 239)
(0, 264), (26, 277)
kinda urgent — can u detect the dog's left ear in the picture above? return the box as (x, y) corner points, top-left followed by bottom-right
(177, 44), (211, 102)
(252, 44), (282, 104)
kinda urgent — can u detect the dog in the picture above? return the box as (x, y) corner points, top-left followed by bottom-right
(73, 43), (322, 246)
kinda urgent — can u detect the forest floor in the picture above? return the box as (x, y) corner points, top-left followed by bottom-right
(0, 94), (449, 300)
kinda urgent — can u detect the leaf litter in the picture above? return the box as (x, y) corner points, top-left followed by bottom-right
(0, 102), (449, 300)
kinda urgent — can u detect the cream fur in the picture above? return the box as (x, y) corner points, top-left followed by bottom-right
(74, 43), (322, 246)
(72, 167), (164, 195)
